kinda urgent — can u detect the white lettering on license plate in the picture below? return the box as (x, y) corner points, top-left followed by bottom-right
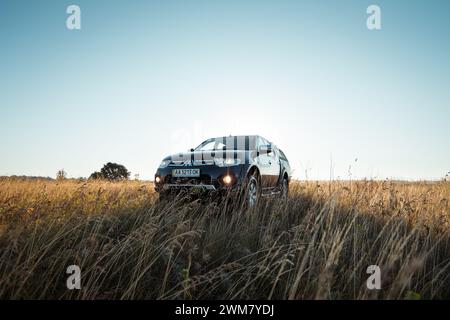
(172, 169), (200, 177)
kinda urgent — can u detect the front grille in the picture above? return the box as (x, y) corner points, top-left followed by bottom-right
(166, 174), (213, 185)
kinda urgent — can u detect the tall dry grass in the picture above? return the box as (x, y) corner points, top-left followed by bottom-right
(0, 178), (449, 299)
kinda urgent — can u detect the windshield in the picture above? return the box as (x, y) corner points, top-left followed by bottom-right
(194, 136), (257, 151)
(195, 139), (226, 151)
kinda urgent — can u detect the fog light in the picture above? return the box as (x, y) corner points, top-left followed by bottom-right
(155, 176), (161, 183)
(223, 175), (232, 185)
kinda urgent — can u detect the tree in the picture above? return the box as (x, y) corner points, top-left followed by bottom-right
(56, 169), (67, 181)
(89, 162), (130, 181)
(99, 162), (130, 181)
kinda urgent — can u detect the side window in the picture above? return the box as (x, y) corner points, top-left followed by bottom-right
(279, 149), (287, 161)
(263, 138), (275, 158)
(258, 137), (276, 157)
(257, 136), (264, 149)
(269, 145), (276, 158)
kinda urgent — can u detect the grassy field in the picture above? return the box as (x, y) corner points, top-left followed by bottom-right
(0, 178), (449, 299)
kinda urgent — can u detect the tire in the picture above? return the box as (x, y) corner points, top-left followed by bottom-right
(245, 174), (260, 208)
(280, 178), (289, 202)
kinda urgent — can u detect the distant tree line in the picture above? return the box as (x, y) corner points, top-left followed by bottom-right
(2, 162), (132, 182)
(0, 176), (54, 181)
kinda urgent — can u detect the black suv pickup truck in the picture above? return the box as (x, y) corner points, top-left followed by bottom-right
(154, 135), (291, 207)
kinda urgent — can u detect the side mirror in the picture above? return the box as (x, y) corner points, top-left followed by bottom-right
(189, 148), (195, 152)
(258, 144), (272, 155)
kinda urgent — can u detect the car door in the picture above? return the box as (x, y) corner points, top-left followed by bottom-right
(256, 137), (272, 189)
(266, 145), (281, 188)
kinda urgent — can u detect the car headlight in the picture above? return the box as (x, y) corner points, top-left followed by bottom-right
(158, 160), (171, 168)
(214, 158), (241, 167)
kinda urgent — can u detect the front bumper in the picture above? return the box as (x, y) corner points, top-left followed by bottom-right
(162, 183), (217, 190)
(154, 164), (246, 193)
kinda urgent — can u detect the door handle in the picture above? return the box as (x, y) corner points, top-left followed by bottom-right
(268, 161), (272, 165)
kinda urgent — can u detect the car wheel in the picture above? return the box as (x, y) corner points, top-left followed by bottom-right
(280, 178), (289, 202)
(246, 175), (260, 208)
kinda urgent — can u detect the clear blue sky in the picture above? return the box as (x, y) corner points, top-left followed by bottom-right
(1, 0), (449, 180)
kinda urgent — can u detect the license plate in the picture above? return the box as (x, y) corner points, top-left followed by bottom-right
(172, 168), (200, 177)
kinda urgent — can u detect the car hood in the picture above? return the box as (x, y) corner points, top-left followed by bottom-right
(162, 150), (250, 162)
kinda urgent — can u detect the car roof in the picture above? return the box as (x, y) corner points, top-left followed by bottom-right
(210, 135), (269, 142)
(198, 135), (262, 150)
